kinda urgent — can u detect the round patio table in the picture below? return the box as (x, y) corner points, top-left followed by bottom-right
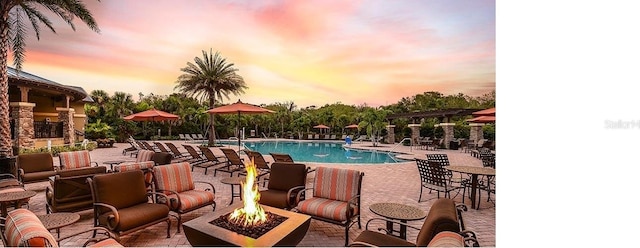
(220, 177), (246, 205)
(38, 212), (81, 238)
(0, 190), (36, 217)
(446, 166), (495, 209)
(369, 202), (426, 240)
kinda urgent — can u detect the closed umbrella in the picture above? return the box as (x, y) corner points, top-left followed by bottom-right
(206, 99), (275, 149)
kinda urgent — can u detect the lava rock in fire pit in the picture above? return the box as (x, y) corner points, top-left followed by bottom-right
(210, 211), (288, 239)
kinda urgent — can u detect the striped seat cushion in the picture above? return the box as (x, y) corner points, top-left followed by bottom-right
(166, 190), (215, 211)
(89, 238), (124, 247)
(296, 197), (354, 221)
(136, 150), (155, 162)
(153, 162), (195, 193)
(427, 231), (464, 247)
(313, 167), (361, 202)
(59, 150), (92, 169)
(4, 209), (58, 247)
(114, 161), (155, 186)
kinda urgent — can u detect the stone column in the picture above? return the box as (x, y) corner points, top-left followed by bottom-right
(440, 123), (455, 149)
(385, 125), (395, 144)
(408, 124), (421, 146)
(10, 102), (35, 149)
(469, 123), (484, 144)
(57, 108), (76, 144)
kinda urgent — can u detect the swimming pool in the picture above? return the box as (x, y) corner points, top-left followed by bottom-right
(222, 140), (408, 164)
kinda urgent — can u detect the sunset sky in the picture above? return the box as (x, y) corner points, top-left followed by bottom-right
(14, 0), (495, 108)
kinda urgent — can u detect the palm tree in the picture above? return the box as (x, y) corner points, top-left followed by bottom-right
(0, 0), (99, 156)
(175, 49), (247, 146)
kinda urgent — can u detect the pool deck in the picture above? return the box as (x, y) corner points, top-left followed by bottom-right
(14, 139), (495, 247)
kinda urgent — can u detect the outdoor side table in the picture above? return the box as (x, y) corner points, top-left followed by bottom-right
(220, 177), (245, 205)
(103, 160), (126, 171)
(369, 202), (426, 240)
(0, 190), (37, 217)
(38, 212), (81, 238)
(446, 166), (495, 210)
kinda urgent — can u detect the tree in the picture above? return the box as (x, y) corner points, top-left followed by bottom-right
(0, 0), (99, 156)
(175, 49), (247, 146)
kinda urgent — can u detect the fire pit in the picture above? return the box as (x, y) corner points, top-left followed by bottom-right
(183, 159), (311, 246)
(183, 203), (310, 246)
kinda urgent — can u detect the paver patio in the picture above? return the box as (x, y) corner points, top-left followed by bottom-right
(5, 140), (495, 247)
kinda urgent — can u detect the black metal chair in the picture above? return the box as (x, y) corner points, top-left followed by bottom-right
(415, 158), (463, 202)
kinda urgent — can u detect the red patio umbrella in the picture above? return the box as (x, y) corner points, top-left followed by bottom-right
(472, 107), (495, 117)
(313, 124), (330, 135)
(124, 108), (179, 137)
(466, 115), (496, 123)
(345, 124), (359, 129)
(206, 99), (275, 148)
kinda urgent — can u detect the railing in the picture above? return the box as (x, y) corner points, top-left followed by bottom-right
(34, 121), (63, 138)
(387, 137), (413, 153)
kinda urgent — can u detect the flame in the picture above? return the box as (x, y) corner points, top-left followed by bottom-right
(228, 158), (266, 226)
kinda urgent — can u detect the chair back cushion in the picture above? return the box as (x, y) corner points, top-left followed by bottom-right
(426, 231), (464, 247)
(59, 150), (92, 169)
(17, 153), (54, 173)
(416, 198), (461, 246)
(4, 209), (58, 247)
(269, 163), (307, 191)
(136, 150), (155, 162)
(313, 167), (361, 202)
(153, 162), (195, 193)
(91, 170), (149, 211)
(57, 166), (106, 178)
(152, 152), (173, 165)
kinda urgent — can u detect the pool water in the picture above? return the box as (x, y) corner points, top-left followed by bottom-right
(224, 140), (407, 164)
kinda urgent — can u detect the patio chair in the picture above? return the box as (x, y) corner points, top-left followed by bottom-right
(179, 134), (187, 141)
(140, 141), (160, 152)
(152, 162), (216, 233)
(16, 153), (58, 185)
(350, 198), (479, 247)
(1, 208), (123, 247)
(113, 161), (156, 191)
(270, 152), (295, 163)
(153, 142), (171, 153)
(307, 134), (313, 139)
(184, 134), (195, 143)
(166, 142), (188, 158)
(240, 150), (271, 182)
(196, 146), (227, 175)
(293, 166), (364, 246)
(464, 139), (476, 153)
(426, 139), (441, 150)
(416, 158), (463, 202)
(182, 144), (209, 167)
(122, 139), (140, 155)
(215, 148), (245, 177)
(87, 170), (172, 239)
(258, 162), (309, 209)
(314, 134), (320, 139)
(45, 166), (107, 214)
(58, 150), (98, 170)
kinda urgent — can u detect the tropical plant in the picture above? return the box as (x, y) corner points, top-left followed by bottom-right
(84, 119), (113, 139)
(0, 0), (99, 156)
(358, 107), (389, 146)
(175, 49), (247, 146)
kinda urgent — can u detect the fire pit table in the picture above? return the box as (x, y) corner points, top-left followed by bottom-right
(183, 203), (311, 247)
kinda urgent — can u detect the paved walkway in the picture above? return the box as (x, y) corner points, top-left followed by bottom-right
(11, 139), (495, 247)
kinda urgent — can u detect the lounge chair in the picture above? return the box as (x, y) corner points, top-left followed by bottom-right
(216, 148), (245, 177)
(179, 134), (187, 141)
(270, 153), (294, 163)
(354, 135), (367, 143)
(165, 143), (188, 158)
(153, 142), (171, 154)
(241, 150), (271, 182)
(307, 134), (313, 139)
(314, 134), (320, 139)
(196, 146), (227, 175)
(181, 144), (209, 167)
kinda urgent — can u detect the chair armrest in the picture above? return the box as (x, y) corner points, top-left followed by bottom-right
(461, 230), (480, 247)
(365, 217), (421, 232)
(0, 173), (17, 180)
(287, 186), (305, 207)
(295, 188), (314, 206)
(194, 181), (216, 194)
(346, 194), (361, 219)
(57, 226), (120, 246)
(93, 202), (120, 230)
(148, 191), (171, 206)
(349, 241), (377, 247)
(91, 161), (99, 167)
(17, 168), (25, 182)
